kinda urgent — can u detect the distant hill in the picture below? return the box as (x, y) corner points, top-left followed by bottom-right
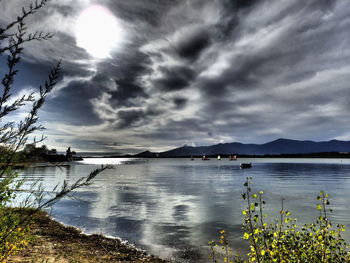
(134, 138), (350, 157)
(134, 150), (159, 158)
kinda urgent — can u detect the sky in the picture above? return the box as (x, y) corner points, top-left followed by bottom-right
(1, 0), (350, 154)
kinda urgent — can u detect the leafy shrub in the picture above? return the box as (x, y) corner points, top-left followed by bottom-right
(209, 177), (350, 263)
(0, 1), (108, 260)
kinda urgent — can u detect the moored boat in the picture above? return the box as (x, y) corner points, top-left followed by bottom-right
(202, 155), (210, 160)
(240, 163), (252, 169)
(229, 155), (237, 161)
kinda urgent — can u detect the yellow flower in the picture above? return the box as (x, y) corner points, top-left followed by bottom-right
(243, 232), (250, 239)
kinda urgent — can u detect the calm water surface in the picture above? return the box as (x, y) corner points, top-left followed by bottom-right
(22, 158), (350, 262)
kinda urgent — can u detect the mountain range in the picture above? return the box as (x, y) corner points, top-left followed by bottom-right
(134, 138), (350, 157)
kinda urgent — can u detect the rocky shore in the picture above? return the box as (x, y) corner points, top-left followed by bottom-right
(9, 210), (168, 263)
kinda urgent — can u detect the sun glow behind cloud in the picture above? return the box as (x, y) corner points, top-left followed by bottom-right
(3, 0), (349, 153)
(75, 5), (124, 59)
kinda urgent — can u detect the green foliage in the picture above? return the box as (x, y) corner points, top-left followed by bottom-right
(208, 230), (244, 263)
(0, 1), (108, 261)
(0, 0), (59, 259)
(0, 165), (30, 260)
(0, 208), (31, 261)
(209, 177), (350, 262)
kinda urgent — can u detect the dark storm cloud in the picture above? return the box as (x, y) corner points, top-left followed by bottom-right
(213, 0), (259, 38)
(98, 49), (151, 106)
(45, 79), (103, 126)
(112, 79), (146, 106)
(54, 0), (350, 150)
(3, 0), (350, 153)
(47, 44), (151, 126)
(154, 65), (195, 91)
(175, 28), (212, 60)
(233, 0), (259, 9)
(116, 109), (144, 129)
(196, 0), (345, 100)
(116, 107), (162, 129)
(92, 68), (148, 108)
(107, 0), (179, 27)
(173, 97), (187, 109)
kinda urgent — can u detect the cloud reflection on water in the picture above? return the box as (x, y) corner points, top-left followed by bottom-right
(22, 158), (350, 262)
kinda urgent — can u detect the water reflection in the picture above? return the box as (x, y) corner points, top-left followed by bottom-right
(21, 158), (350, 262)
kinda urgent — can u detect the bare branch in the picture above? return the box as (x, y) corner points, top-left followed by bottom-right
(0, 0), (51, 36)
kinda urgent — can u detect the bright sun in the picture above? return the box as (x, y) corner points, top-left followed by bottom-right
(75, 5), (123, 59)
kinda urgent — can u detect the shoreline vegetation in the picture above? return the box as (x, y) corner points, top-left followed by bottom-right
(8, 208), (167, 263)
(0, 145), (83, 165)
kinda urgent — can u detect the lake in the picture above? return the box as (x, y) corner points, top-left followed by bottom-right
(21, 158), (350, 262)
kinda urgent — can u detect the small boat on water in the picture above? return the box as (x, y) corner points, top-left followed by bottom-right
(191, 156), (195, 161)
(202, 155), (210, 160)
(217, 155), (221, 160)
(229, 155), (237, 161)
(240, 163), (252, 169)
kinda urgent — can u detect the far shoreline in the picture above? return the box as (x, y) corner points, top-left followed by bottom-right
(82, 152), (350, 159)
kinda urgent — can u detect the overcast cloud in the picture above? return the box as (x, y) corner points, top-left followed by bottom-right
(1, 0), (350, 153)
